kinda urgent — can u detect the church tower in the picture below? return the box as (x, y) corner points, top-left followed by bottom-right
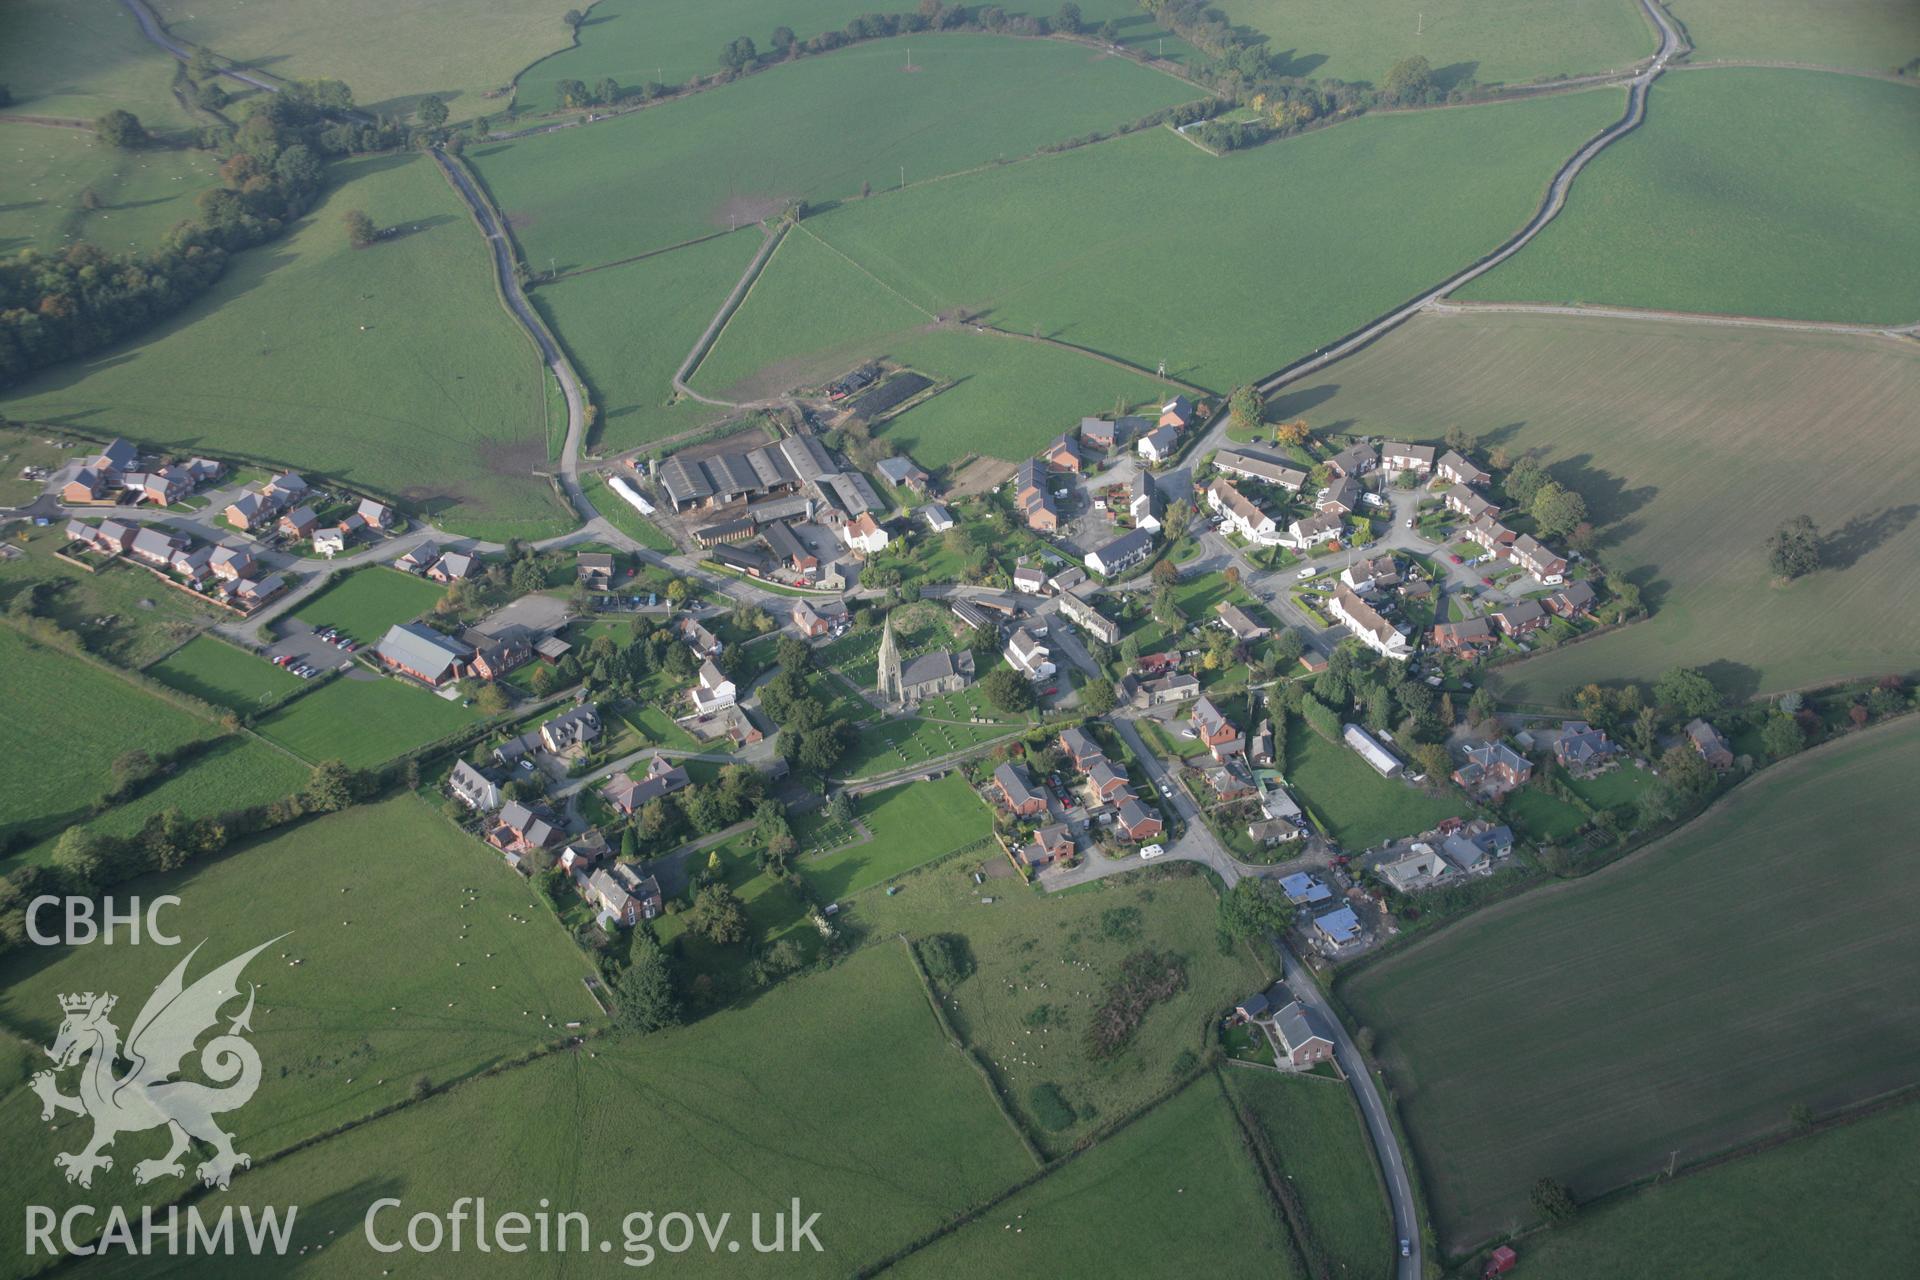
(876, 613), (903, 705)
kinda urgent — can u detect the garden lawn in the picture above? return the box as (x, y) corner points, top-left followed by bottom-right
(617, 701), (701, 751)
(1502, 783), (1589, 844)
(292, 566), (445, 642)
(0, 627), (218, 848)
(776, 89), (1619, 394)
(469, 33), (1201, 270)
(1339, 717), (1920, 1251)
(1564, 761), (1657, 814)
(1, 154), (562, 532)
(800, 772), (992, 899)
(254, 673), (477, 767)
(69, 942), (1036, 1280)
(0, 794), (602, 1268)
(1266, 307), (1920, 702)
(149, 0), (569, 121)
(532, 231), (760, 453)
(1666, 0), (1920, 69)
(1457, 70), (1920, 323)
(889, 1074), (1301, 1279)
(147, 633), (301, 710)
(858, 860), (1274, 1156)
(1232, 0), (1655, 87)
(0, 124), (219, 256)
(1224, 1069), (1394, 1280)
(1282, 719), (1462, 850)
(1512, 1100), (1920, 1279)
(0, 0), (202, 133)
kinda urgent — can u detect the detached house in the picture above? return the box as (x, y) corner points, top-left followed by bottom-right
(490, 800), (561, 853)
(1129, 470), (1160, 532)
(1191, 696), (1244, 758)
(1137, 425), (1179, 465)
(1040, 435), (1083, 474)
(1341, 554), (1402, 594)
(1687, 718), (1735, 770)
(840, 512), (889, 556)
(1491, 599), (1549, 637)
(1005, 628), (1055, 680)
(1555, 721), (1618, 773)
(690, 659), (737, 714)
(1273, 1001), (1336, 1067)
(447, 760), (501, 812)
(1086, 758), (1131, 803)
(1157, 396), (1195, 430)
(603, 755), (690, 815)
(1546, 580), (1598, 618)
(223, 492), (268, 529)
(791, 597), (848, 638)
(588, 866), (663, 928)
(1287, 511), (1342, 549)
(1216, 601), (1269, 643)
(1430, 615), (1496, 657)
(428, 551), (477, 582)
(1022, 822), (1075, 870)
(1453, 741), (1533, 798)
(577, 552), (615, 590)
(992, 762), (1048, 817)
(1059, 728), (1105, 771)
(1114, 796), (1163, 842)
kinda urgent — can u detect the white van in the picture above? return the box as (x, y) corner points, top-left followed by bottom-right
(1139, 843), (1167, 860)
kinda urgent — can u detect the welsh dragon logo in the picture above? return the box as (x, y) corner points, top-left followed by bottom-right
(31, 937), (282, 1191)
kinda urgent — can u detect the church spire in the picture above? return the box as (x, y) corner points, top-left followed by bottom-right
(876, 612), (901, 704)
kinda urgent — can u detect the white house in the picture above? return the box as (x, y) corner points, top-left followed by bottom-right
(1206, 477), (1280, 545)
(690, 658), (737, 714)
(1287, 511), (1342, 549)
(1136, 425), (1179, 465)
(1005, 628), (1055, 681)
(312, 528), (347, 557)
(839, 512), (890, 556)
(1329, 584), (1412, 661)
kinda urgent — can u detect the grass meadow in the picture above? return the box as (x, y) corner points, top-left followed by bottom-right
(0, 529), (222, 667)
(292, 566), (445, 642)
(530, 231), (761, 453)
(1231, 0), (1655, 87)
(858, 861), (1274, 1156)
(0, 795), (602, 1268)
(0, 627), (219, 848)
(1511, 1099), (1920, 1279)
(469, 33), (1202, 271)
(726, 88), (1621, 397)
(889, 1073), (1302, 1279)
(1282, 719), (1462, 850)
(800, 773), (991, 899)
(62, 943), (1034, 1280)
(148, 0), (566, 121)
(1223, 1069), (1395, 1279)
(1270, 308), (1920, 703)
(0, 124), (218, 256)
(0, 0), (203, 134)
(0, 154), (563, 533)
(1457, 70), (1920, 323)
(147, 633), (303, 710)
(1339, 717), (1920, 1251)
(519, 0), (1191, 111)
(254, 671), (477, 766)
(1666, 0), (1920, 69)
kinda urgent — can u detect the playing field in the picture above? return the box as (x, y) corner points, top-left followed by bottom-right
(0, 154), (562, 533)
(55, 942), (1032, 1278)
(530, 230), (761, 453)
(0, 627), (219, 848)
(149, 0), (567, 121)
(889, 1074), (1302, 1279)
(147, 633), (302, 710)
(0, 795), (602, 1265)
(1457, 70), (1920, 323)
(715, 88), (1623, 398)
(1282, 719), (1462, 850)
(0, 0), (202, 133)
(1267, 308), (1920, 703)
(1666, 0), (1920, 69)
(468, 33), (1202, 271)
(1513, 1100), (1920, 1279)
(1340, 717), (1920, 1250)
(1231, 0), (1654, 87)
(254, 671), (477, 767)
(1223, 1069), (1395, 1280)
(292, 566), (445, 643)
(0, 124), (219, 256)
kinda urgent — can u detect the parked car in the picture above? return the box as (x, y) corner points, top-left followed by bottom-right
(1480, 576), (1494, 586)
(1448, 553), (1463, 564)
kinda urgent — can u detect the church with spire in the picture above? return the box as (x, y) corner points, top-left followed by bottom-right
(876, 612), (975, 707)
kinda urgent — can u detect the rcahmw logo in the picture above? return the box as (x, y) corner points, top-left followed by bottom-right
(23, 937), (299, 1260)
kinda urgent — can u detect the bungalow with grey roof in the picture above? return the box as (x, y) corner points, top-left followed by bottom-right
(1085, 528), (1154, 578)
(921, 503), (955, 534)
(603, 755), (689, 814)
(1216, 600), (1269, 642)
(1212, 446), (1307, 491)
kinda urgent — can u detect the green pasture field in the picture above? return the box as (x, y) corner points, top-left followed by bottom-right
(1223, 1069), (1394, 1279)
(1457, 70), (1920, 323)
(738, 88), (1620, 398)
(875, 328), (1176, 467)
(469, 33), (1202, 271)
(1231, 0), (1655, 87)
(532, 231), (760, 453)
(1514, 1100), (1920, 1279)
(0, 795), (602, 1267)
(1339, 718), (1920, 1251)
(148, 0), (566, 121)
(858, 860), (1274, 1156)
(889, 1074), (1301, 1279)
(146, 633), (301, 709)
(800, 773), (991, 899)
(1267, 308), (1920, 702)
(3, 735), (311, 872)
(0, 627), (218, 848)
(1282, 719), (1462, 850)
(77, 942), (1034, 1279)
(253, 671), (477, 767)
(0, 155), (562, 532)
(0, 529), (221, 667)
(0, 124), (218, 257)
(689, 226), (932, 399)
(292, 566), (444, 642)
(1666, 0), (1920, 69)
(520, 0), (1193, 112)
(0, 0), (202, 133)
